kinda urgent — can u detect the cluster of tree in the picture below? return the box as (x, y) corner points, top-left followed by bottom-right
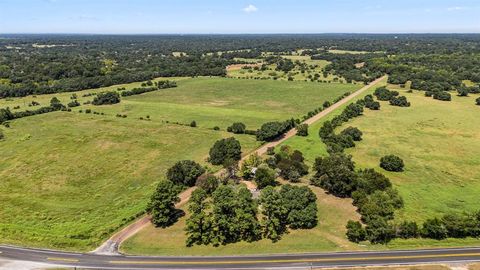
(256, 119), (296, 142)
(428, 91), (451, 101)
(4, 34), (480, 97)
(185, 184), (318, 246)
(312, 52), (384, 84)
(92, 91), (120, 105)
(265, 146), (309, 183)
(374, 87), (410, 107)
(120, 80), (177, 97)
(363, 95), (381, 110)
(0, 97), (67, 124)
(208, 137), (242, 165)
(310, 152), (404, 244)
(318, 102), (365, 153)
(67, 100), (80, 108)
(347, 210), (480, 244)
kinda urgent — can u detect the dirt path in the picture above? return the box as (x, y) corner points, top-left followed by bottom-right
(93, 75), (386, 255)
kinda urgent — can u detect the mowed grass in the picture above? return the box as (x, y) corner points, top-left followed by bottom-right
(0, 112), (259, 251)
(0, 77), (358, 251)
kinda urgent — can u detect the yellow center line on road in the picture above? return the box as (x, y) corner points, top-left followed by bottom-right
(109, 252), (480, 265)
(47, 257), (79, 263)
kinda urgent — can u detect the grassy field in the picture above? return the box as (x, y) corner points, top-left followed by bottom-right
(0, 112), (259, 250)
(282, 81), (480, 250)
(0, 77), (358, 251)
(0, 77), (359, 130)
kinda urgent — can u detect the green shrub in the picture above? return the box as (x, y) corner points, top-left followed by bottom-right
(227, 122), (246, 134)
(167, 160), (205, 187)
(380, 155), (405, 172)
(92, 91), (121, 105)
(346, 220), (366, 243)
(296, 123), (308, 136)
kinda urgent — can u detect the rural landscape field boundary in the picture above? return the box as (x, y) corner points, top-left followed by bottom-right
(93, 75), (387, 255)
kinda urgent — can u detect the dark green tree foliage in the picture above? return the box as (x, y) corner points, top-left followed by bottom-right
(477, 97), (480, 105)
(357, 190), (403, 224)
(208, 137), (242, 165)
(190, 121), (197, 127)
(421, 218), (448, 240)
(279, 185), (318, 229)
(0, 108), (14, 123)
(92, 91), (120, 105)
(433, 91), (452, 101)
(67, 100), (80, 108)
(374, 87), (399, 101)
(319, 120), (335, 140)
(389, 96), (411, 107)
(121, 80), (177, 97)
(311, 153), (356, 197)
(272, 146), (309, 182)
(195, 174), (219, 194)
(254, 166), (276, 189)
(256, 119), (295, 142)
(211, 185), (260, 246)
(234, 187), (262, 243)
(396, 221), (420, 239)
(260, 186), (288, 242)
(341, 127), (363, 141)
(380, 155), (405, 172)
(50, 97), (65, 110)
(343, 103), (364, 118)
(0, 129), (4, 140)
(227, 122), (246, 134)
(185, 188), (213, 246)
(167, 160), (205, 187)
(346, 220), (367, 243)
(147, 180), (182, 228)
(365, 216), (396, 244)
(457, 87), (469, 97)
(275, 58), (295, 72)
(296, 123), (308, 136)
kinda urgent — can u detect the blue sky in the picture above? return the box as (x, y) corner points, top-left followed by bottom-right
(0, 0), (479, 34)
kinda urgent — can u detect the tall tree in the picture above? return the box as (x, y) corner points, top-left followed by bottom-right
(185, 188), (213, 246)
(147, 180), (181, 228)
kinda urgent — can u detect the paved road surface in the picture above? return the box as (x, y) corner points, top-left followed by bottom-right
(2, 245), (480, 269)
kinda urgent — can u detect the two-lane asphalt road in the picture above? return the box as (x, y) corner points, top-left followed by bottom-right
(2, 245), (480, 269)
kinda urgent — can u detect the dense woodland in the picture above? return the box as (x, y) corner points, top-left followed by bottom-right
(2, 34), (480, 97)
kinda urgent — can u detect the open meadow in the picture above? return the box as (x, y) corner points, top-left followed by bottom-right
(0, 77), (358, 251)
(281, 80), (480, 250)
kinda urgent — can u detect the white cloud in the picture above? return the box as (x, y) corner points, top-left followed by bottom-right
(243, 4), (258, 13)
(447, 6), (465, 11)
